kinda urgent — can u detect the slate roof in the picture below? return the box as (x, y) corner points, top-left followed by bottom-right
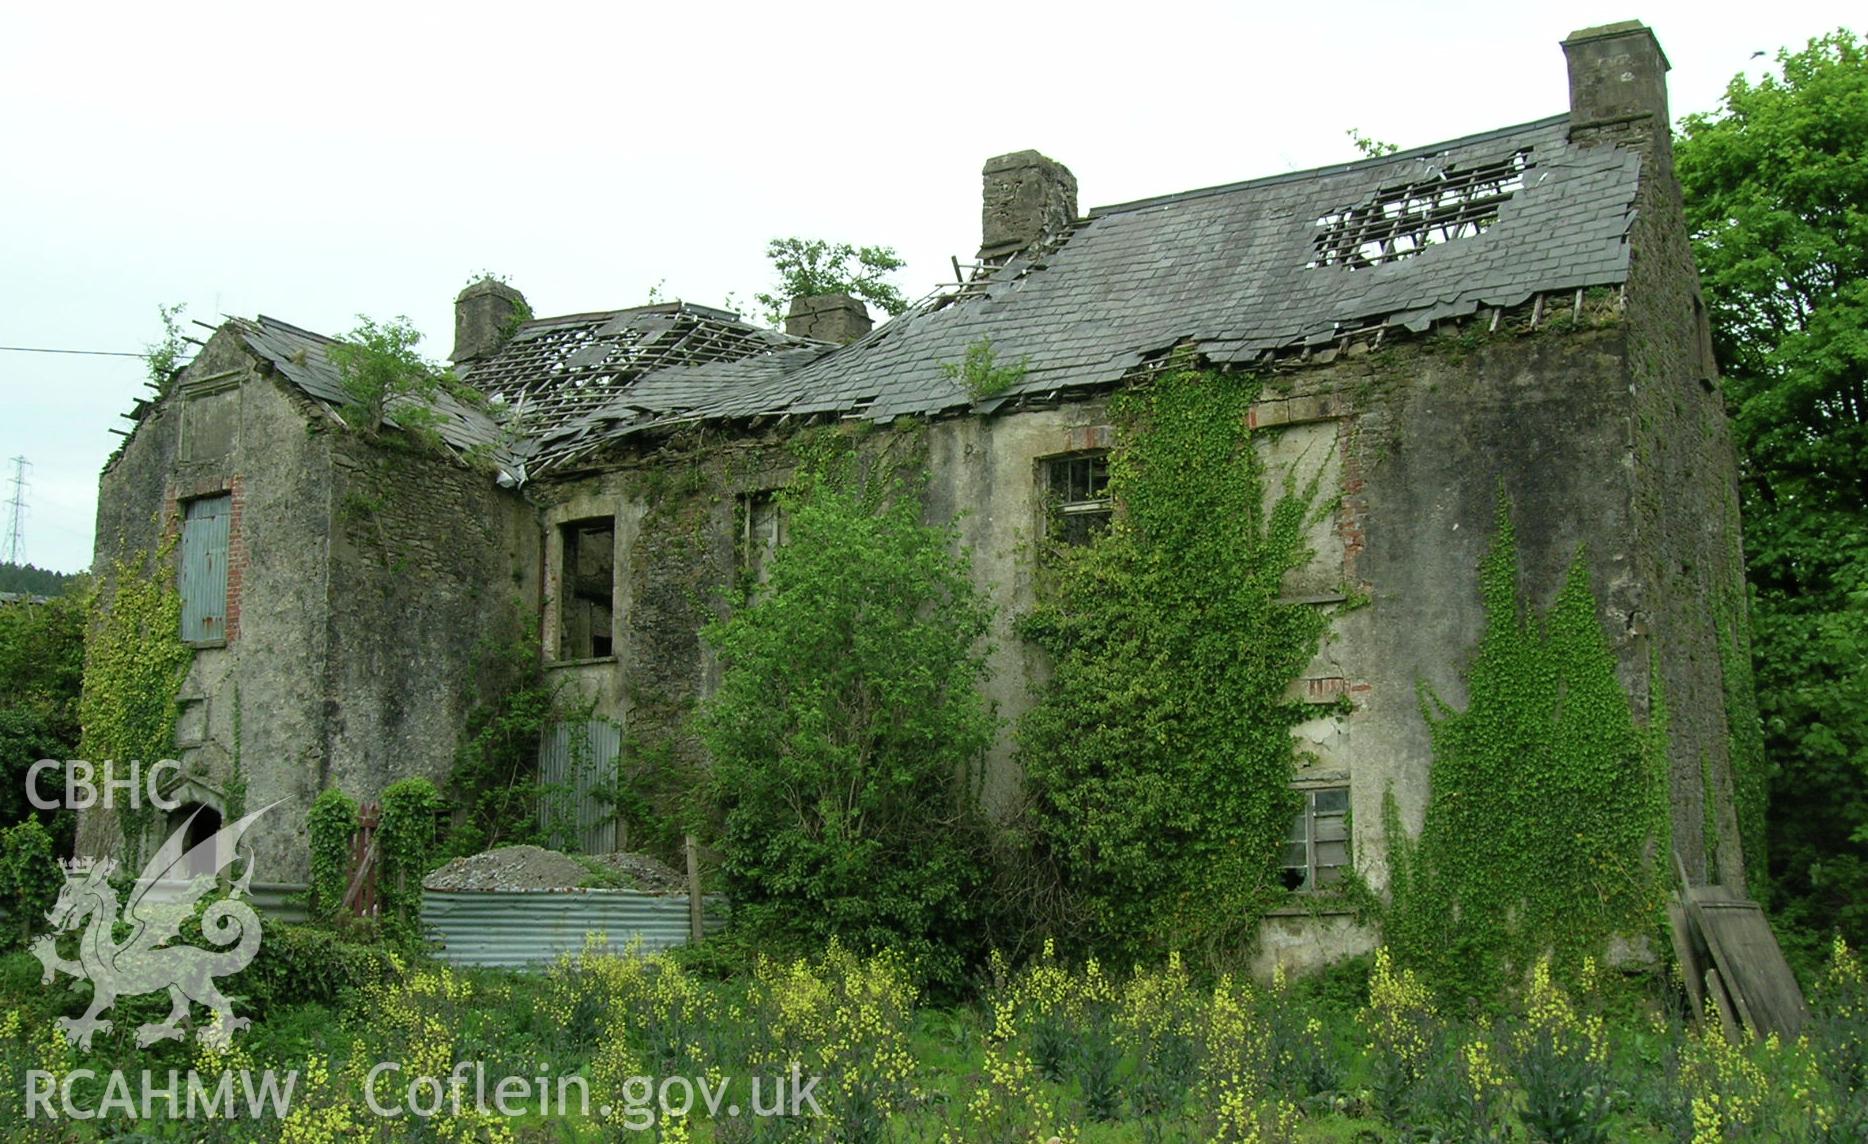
(510, 113), (1641, 472)
(228, 112), (1645, 478)
(233, 316), (522, 473)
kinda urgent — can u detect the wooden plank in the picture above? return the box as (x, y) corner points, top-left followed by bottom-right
(1667, 899), (1706, 1017)
(1705, 968), (1742, 1043)
(1693, 899), (1810, 1040)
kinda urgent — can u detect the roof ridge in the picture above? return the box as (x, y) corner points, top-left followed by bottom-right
(1088, 112), (1571, 217)
(251, 314), (338, 345)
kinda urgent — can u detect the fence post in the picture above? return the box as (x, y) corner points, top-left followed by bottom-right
(684, 833), (704, 943)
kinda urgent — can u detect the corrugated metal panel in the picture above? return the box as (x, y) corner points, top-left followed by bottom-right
(180, 495), (230, 644)
(423, 888), (728, 969)
(538, 719), (621, 854)
(249, 881), (309, 925)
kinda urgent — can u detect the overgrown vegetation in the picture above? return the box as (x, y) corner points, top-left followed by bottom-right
(0, 588), (84, 846)
(142, 301), (190, 395)
(327, 315), (463, 445)
(942, 336), (1029, 401)
(306, 788), (358, 922)
(755, 237), (909, 327)
(1384, 500), (1671, 1005)
(433, 614), (618, 863)
(377, 777), (442, 940)
(1675, 29), (1868, 965)
(77, 543), (194, 865)
(0, 561), (82, 597)
(0, 818), (59, 950)
(5, 933), (1861, 1138)
(1018, 363), (1335, 964)
(696, 433), (997, 988)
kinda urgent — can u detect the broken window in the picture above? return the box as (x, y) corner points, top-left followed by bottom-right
(1282, 786), (1349, 891)
(179, 494), (231, 645)
(739, 490), (784, 590)
(1307, 151), (1530, 270)
(1044, 452), (1112, 545)
(559, 517), (615, 660)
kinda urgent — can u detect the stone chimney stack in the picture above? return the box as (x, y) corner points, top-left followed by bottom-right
(979, 150), (1077, 262)
(452, 278), (528, 365)
(784, 294), (873, 345)
(1562, 21), (1671, 149)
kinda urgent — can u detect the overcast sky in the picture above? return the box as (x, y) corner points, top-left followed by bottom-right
(1, 1), (1857, 573)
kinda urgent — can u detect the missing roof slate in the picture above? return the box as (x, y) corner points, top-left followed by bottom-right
(1306, 150), (1531, 270)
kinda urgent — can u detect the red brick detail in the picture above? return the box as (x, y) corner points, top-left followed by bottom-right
(225, 475), (245, 645)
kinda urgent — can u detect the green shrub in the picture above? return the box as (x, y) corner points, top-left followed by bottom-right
(378, 777), (442, 939)
(696, 446), (996, 989)
(306, 787), (358, 921)
(0, 818), (60, 949)
(227, 922), (402, 1018)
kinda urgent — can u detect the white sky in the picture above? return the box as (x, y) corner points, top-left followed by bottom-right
(0, 1), (1857, 573)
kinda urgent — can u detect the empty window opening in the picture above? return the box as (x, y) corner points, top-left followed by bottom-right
(559, 518), (615, 659)
(1281, 786), (1349, 891)
(739, 490), (784, 590)
(1045, 452), (1112, 546)
(1307, 151), (1530, 270)
(179, 494), (231, 645)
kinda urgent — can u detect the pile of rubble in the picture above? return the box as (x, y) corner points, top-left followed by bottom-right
(423, 844), (686, 895)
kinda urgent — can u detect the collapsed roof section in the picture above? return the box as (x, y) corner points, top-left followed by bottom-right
(510, 114), (1641, 473)
(233, 316), (523, 474)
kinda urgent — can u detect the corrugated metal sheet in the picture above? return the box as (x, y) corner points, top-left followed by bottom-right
(423, 888), (727, 969)
(249, 881), (309, 925)
(180, 495), (230, 643)
(538, 719), (621, 854)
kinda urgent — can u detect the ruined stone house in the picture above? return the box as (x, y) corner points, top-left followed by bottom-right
(88, 22), (1753, 970)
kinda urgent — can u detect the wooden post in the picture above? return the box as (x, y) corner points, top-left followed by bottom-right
(684, 833), (704, 943)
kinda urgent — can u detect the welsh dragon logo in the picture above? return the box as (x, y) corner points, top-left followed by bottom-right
(30, 803), (278, 1051)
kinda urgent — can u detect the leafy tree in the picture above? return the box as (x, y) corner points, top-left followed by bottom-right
(755, 238), (909, 327)
(327, 315), (459, 443)
(0, 590), (85, 844)
(0, 562), (80, 597)
(1675, 30), (1868, 957)
(143, 301), (190, 395)
(695, 447), (996, 987)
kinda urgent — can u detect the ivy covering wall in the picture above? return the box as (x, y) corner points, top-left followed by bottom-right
(1385, 501), (1670, 1003)
(1018, 364), (1333, 963)
(77, 543), (194, 863)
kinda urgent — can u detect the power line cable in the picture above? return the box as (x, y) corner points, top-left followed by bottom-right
(0, 345), (147, 358)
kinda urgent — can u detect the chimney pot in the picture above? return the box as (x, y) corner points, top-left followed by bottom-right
(979, 150), (1077, 262)
(1562, 21), (1671, 141)
(784, 294), (872, 345)
(452, 278), (528, 365)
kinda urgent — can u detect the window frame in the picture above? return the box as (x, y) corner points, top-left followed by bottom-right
(1041, 450), (1112, 546)
(1282, 785), (1350, 892)
(557, 516), (617, 662)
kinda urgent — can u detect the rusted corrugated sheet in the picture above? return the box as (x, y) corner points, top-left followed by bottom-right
(179, 494), (229, 643)
(423, 888), (727, 969)
(538, 720), (622, 855)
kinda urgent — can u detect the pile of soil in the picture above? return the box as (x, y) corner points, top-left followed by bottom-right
(422, 844), (686, 895)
